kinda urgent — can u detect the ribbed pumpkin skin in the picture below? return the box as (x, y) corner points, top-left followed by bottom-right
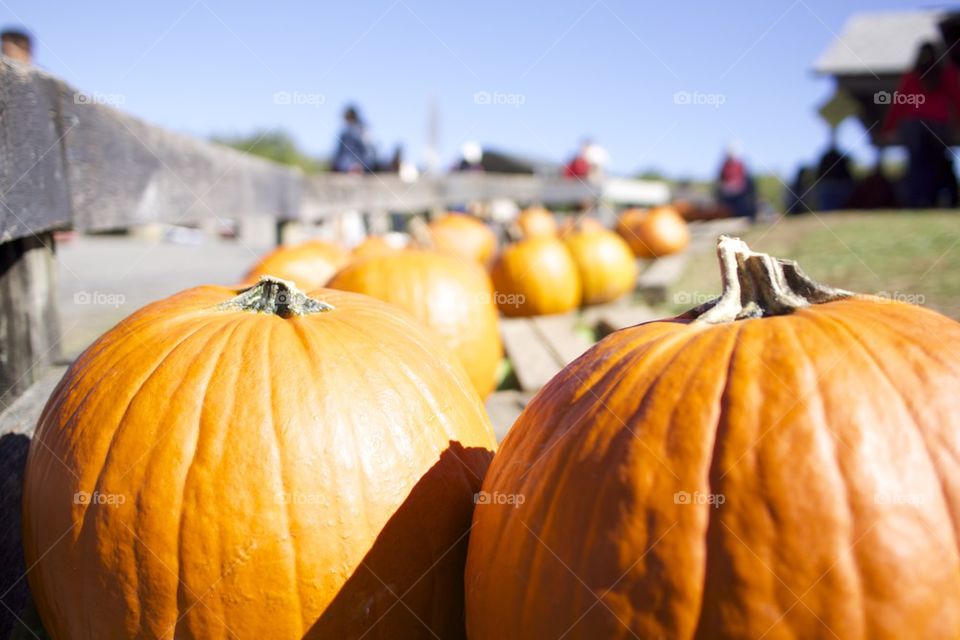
(563, 229), (637, 305)
(23, 287), (496, 640)
(490, 237), (581, 317)
(328, 250), (503, 398)
(245, 240), (349, 290)
(426, 214), (497, 266)
(517, 207), (557, 238)
(466, 297), (960, 639)
(616, 206), (689, 258)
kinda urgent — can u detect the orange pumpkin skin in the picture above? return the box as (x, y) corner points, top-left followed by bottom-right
(563, 229), (637, 305)
(245, 239), (349, 290)
(23, 282), (496, 640)
(490, 237), (581, 317)
(558, 216), (605, 237)
(328, 250), (503, 398)
(516, 207), (557, 238)
(616, 206), (690, 258)
(351, 235), (401, 260)
(426, 214), (497, 266)
(466, 294), (960, 638)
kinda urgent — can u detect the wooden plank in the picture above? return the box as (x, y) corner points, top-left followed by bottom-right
(0, 364), (65, 639)
(500, 317), (563, 391)
(484, 389), (537, 443)
(61, 97), (302, 232)
(636, 252), (690, 304)
(530, 313), (594, 366)
(0, 235), (61, 408)
(595, 304), (661, 337)
(0, 60), (72, 242)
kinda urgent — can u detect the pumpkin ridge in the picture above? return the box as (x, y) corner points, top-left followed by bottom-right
(172, 315), (262, 639)
(821, 309), (960, 561)
(780, 311), (865, 635)
(78, 316), (226, 637)
(169, 316), (248, 639)
(690, 321), (745, 640)
(263, 318), (308, 636)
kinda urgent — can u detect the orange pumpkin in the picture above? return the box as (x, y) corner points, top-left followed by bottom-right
(351, 234), (403, 260)
(425, 214), (497, 266)
(516, 206), (557, 238)
(23, 277), (496, 639)
(245, 239), (349, 290)
(563, 228), (637, 305)
(466, 237), (960, 638)
(558, 215), (605, 237)
(490, 236), (581, 316)
(328, 249), (502, 398)
(616, 206), (689, 258)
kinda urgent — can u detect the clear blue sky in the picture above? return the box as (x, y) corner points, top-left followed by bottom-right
(2, 0), (925, 178)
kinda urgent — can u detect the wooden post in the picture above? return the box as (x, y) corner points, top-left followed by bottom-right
(0, 234), (61, 408)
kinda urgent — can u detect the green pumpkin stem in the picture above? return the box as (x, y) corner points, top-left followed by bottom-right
(220, 276), (334, 318)
(687, 236), (852, 324)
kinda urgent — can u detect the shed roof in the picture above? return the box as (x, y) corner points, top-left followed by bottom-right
(814, 10), (946, 76)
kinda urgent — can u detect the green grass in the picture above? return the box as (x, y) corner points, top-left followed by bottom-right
(662, 210), (960, 320)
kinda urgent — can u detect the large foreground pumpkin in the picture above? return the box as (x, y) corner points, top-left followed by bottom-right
(23, 278), (497, 640)
(563, 227), (637, 305)
(466, 237), (960, 639)
(328, 249), (503, 398)
(616, 205), (689, 258)
(490, 236), (581, 316)
(425, 214), (497, 266)
(244, 239), (349, 290)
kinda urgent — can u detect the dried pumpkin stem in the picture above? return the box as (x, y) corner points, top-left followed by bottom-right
(407, 216), (433, 248)
(690, 236), (851, 324)
(219, 276), (333, 318)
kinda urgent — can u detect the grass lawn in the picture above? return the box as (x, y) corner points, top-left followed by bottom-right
(661, 210), (960, 320)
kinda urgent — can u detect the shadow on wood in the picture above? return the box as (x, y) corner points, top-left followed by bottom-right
(306, 441), (492, 639)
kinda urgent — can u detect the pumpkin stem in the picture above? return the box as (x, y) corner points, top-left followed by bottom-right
(407, 216), (433, 248)
(219, 276), (334, 318)
(688, 236), (851, 324)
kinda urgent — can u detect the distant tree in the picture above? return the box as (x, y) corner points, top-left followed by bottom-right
(635, 169), (666, 181)
(211, 130), (327, 173)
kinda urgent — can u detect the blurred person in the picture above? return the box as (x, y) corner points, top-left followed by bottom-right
(1, 28), (31, 64)
(563, 141), (590, 179)
(332, 105), (376, 173)
(881, 41), (960, 207)
(583, 140), (609, 180)
(814, 144), (855, 211)
(715, 143), (756, 219)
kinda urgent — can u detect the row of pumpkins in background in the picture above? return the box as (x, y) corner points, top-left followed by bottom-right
(244, 205), (691, 398)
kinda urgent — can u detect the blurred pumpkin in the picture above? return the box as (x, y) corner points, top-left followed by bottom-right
(23, 278), (497, 640)
(425, 214), (497, 266)
(466, 237), (960, 638)
(244, 239), (349, 290)
(516, 206), (557, 238)
(351, 234), (406, 260)
(328, 250), (502, 398)
(616, 206), (689, 258)
(558, 215), (605, 237)
(563, 228), (637, 305)
(490, 236), (581, 317)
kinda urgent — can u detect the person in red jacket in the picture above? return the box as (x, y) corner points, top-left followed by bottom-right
(882, 41), (960, 207)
